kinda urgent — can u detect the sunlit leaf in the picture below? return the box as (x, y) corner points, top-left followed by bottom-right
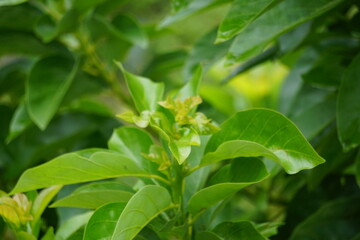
(202, 109), (325, 174)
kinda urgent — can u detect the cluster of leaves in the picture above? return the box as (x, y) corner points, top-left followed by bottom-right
(0, 0), (360, 239)
(161, 0), (360, 239)
(5, 63), (324, 239)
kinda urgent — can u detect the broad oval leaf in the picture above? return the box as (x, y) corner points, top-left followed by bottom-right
(10, 150), (168, 194)
(202, 109), (325, 174)
(188, 158), (269, 214)
(227, 0), (344, 63)
(26, 55), (78, 130)
(111, 185), (172, 240)
(337, 53), (360, 151)
(216, 0), (276, 43)
(83, 202), (126, 240)
(51, 182), (134, 209)
(116, 63), (164, 112)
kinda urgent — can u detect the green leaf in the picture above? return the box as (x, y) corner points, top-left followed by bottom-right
(41, 227), (55, 240)
(108, 127), (156, 173)
(0, 32), (58, 57)
(291, 94), (336, 140)
(26, 55), (78, 130)
(0, 4), (40, 31)
(158, 0), (230, 28)
(202, 109), (325, 174)
(71, 0), (106, 13)
(216, 0), (276, 43)
(15, 232), (36, 240)
(196, 231), (222, 240)
(169, 127), (200, 164)
(34, 14), (57, 43)
(51, 182), (133, 209)
(356, 151), (360, 188)
(6, 101), (32, 143)
(55, 212), (93, 240)
(178, 65), (202, 100)
(83, 202), (126, 240)
(116, 62), (164, 112)
(111, 185), (172, 240)
(188, 158), (269, 214)
(183, 29), (232, 80)
(0, 0), (27, 7)
(290, 195), (360, 240)
(112, 14), (148, 48)
(227, 0), (344, 63)
(32, 185), (62, 224)
(10, 150), (167, 194)
(213, 221), (266, 240)
(337, 53), (360, 151)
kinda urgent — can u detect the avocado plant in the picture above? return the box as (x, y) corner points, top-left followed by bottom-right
(1, 65), (324, 239)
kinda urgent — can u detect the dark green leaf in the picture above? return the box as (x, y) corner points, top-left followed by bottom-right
(34, 14), (57, 43)
(10, 150), (167, 194)
(227, 0), (344, 63)
(83, 202), (126, 240)
(116, 62), (164, 112)
(6, 101), (32, 143)
(213, 221), (266, 240)
(26, 55), (78, 130)
(216, 0), (276, 43)
(112, 14), (148, 48)
(71, 0), (106, 13)
(290, 195), (360, 240)
(188, 158), (269, 214)
(337, 53), (360, 151)
(111, 185), (173, 239)
(196, 231), (222, 240)
(0, 32), (58, 56)
(291, 94), (336, 140)
(355, 151), (360, 188)
(202, 109), (325, 174)
(159, 0), (230, 28)
(51, 182), (133, 209)
(0, 4), (40, 31)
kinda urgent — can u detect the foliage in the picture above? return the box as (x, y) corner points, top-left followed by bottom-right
(0, 0), (360, 239)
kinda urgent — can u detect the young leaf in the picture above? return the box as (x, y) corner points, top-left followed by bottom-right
(337, 53), (360, 151)
(26, 55), (78, 130)
(10, 150), (168, 194)
(216, 0), (276, 43)
(51, 182), (133, 209)
(227, 0), (344, 63)
(202, 109), (325, 174)
(111, 185), (172, 240)
(116, 62), (164, 112)
(32, 185), (62, 224)
(188, 158), (269, 214)
(213, 221), (266, 240)
(83, 202), (126, 240)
